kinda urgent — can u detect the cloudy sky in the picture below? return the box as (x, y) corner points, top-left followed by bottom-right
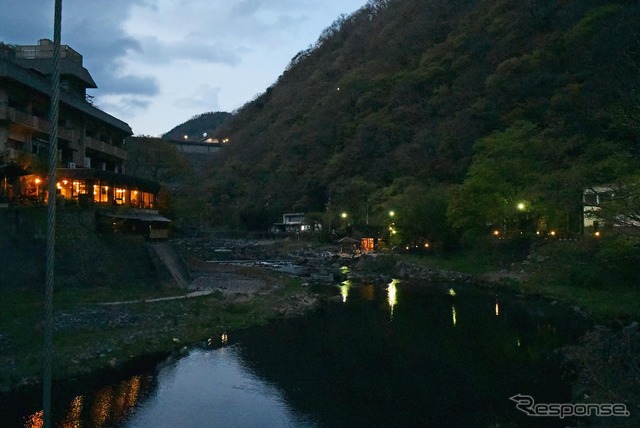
(0, 0), (366, 136)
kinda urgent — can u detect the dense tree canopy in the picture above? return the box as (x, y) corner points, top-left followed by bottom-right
(162, 112), (231, 141)
(175, 0), (640, 246)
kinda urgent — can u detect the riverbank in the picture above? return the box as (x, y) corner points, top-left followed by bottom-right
(0, 260), (320, 393)
(2, 236), (638, 424)
(0, 209), (323, 392)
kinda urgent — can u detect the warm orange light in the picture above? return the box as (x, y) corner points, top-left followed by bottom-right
(24, 409), (43, 428)
(35, 178), (41, 184)
(493, 230), (500, 236)
(62, 180), (68, 185)
(424, 243), (430, 248)
(550, 231), (556, 236)
(594, 231), (601, 237)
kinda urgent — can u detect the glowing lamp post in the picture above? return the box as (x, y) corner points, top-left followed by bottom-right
(516, 201), (530, 235)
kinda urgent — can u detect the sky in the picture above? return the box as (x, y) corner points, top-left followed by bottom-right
(0, 0), (367, 136)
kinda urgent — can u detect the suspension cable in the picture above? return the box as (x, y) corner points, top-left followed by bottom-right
(43, 1), (62, 427)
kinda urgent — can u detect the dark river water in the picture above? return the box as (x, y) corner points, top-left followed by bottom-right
(2, 279), (589, 427)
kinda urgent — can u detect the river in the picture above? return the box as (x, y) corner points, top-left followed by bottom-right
(2, 279), (588, 427)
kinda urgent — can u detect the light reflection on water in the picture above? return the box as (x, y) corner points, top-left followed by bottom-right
(451, 304), (457, 327)
(338, 280), (351, 303)
(8, 279), (588, 428)
(387, 279), (398, 319)
(23, 375), (145, 428)
(20, 348), (311, 428)
(119, 347), (314, 428)
(231, 280), (587, 427)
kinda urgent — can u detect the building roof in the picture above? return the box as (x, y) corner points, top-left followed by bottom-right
(14, 57), (97, 88)
(0, 54), (131, 134)
(98, 210), (172, 223)
(12, 39), (97, 89)
(0, 162), (29, 178)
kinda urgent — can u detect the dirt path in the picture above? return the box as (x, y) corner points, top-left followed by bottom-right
(99, 290), (215, 305)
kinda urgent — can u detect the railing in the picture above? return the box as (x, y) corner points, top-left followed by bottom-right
(15, 44), (83, 64)
(3, 107), (76, 141)
(85, 137), (127, 161)
(2, 106), (126, 160)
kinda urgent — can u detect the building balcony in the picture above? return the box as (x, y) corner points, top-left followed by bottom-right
(85, 137), (127, 161)
(0, 105), (76, 141)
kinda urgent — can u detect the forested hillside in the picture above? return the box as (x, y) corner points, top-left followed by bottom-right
(163, 111), (231, 141)
(200, 0), (639, 245)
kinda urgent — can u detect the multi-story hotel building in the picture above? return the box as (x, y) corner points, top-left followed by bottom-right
(0, 39), (158, 209)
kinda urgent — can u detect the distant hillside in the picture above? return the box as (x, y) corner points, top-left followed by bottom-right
(162, 111), (231, 141)
(196, 0), (638, 242)
(126, 136), (212, 228)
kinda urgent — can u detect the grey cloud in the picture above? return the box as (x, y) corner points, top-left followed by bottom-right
(133, 0), (159, 12)
(230, 0), (265, 18)
(135, 36), (243, 66)
(70, 35), (149, 95)
(0, 1), (52, 43)
(129, 98), (151, 110)
(229, 0), (301, 19)
(175, 85), (221, 110)
(1, 0), (158, 99)
(95, 96), (151, 119)
(222, 0), (313, 46)
(95, 74), (159, 97)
